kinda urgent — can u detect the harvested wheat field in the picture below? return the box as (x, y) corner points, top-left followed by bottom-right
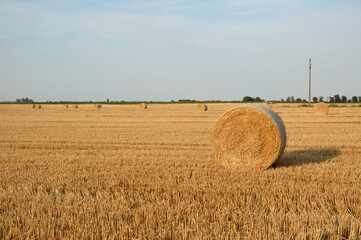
(1, 103), (361, 239)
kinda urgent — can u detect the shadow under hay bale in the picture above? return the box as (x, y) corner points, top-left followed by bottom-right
(272, 148), (341, 168)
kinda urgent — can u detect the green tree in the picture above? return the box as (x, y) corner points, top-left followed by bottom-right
(341, 95), (347, 103)
(329, 97), (335, 103)
(312, 97), (318, 103)
(352, 96), (358, 103)
(334, 94), (341, 103)
(319, 96), (324, 102)
(242, 96), (254, 102)
(295, 98), (302, 103)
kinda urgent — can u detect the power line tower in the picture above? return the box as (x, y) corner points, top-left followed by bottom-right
(309, 59), (311, 106)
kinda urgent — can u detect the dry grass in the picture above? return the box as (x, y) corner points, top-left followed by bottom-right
(212, 104), (286, 169)
(0, 103), (361, 239)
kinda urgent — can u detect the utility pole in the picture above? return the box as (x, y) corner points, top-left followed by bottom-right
(309, 59), (311, 106)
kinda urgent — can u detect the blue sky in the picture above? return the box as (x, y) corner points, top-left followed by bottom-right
(0, 0), (360, 101)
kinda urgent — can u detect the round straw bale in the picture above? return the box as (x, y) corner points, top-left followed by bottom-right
(97, 104), (102, 109)
(37, 104), (41, 109)
(197, 103), (208, 111)
(314, 102), (328, 115)
(211, 104), (286, 170)
(139, 103), (147, 109)
(260, 102), (272, 109)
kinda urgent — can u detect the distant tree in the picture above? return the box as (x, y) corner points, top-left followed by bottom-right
(295, 98), (302, 103)
(358, 96), (361, 102)
(334, 94), (341, 103)
(319, 96), (324, 102)
(302, 99), (307, 103)
(290, 96), (295, 102)
(281, 98), (285, 102)
(286, 97), (291, 103)
(347, 99), (351, 103)
(16, 98), (33, 103)
(242, 96), (254, 102)
(341, 95), (347, 103)
(329, 97), (335, 103)
(352, 96), (358, 103)
(312, 97), (318, 103)
(254, 97), (263, 102)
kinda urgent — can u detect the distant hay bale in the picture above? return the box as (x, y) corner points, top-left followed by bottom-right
(260, 102), (272, 109)
(74, 104), (78, 109)
(314, 102), (328, 115)
(97, 104), (102, 109)
(211, 104), (286, 170)
(197, 103), (208, 111)
(139, 103), (147, 109)
(37, 104), (41, 109)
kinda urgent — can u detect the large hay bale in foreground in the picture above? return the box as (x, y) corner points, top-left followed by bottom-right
(197, 103), (208, 111)
(314, 102), (328, 115)
(139, 103), (147, 109)
(212, 104), (286, 170)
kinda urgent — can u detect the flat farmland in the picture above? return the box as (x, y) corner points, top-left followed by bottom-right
(1, 103), (361, 239)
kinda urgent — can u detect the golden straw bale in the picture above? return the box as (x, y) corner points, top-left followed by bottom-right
(139, 103), (147, 109)
(314, 102), (328, 115)
(212, 104), (286, 170)
(197, 103), (208, 111)
(260, 102), (272, 109)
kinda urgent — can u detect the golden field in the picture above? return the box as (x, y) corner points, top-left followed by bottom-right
(0, 103), (361, 239)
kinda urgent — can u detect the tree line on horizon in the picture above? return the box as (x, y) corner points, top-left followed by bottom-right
(9, 94), (361, 103)
(281, 94), (361, 103)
